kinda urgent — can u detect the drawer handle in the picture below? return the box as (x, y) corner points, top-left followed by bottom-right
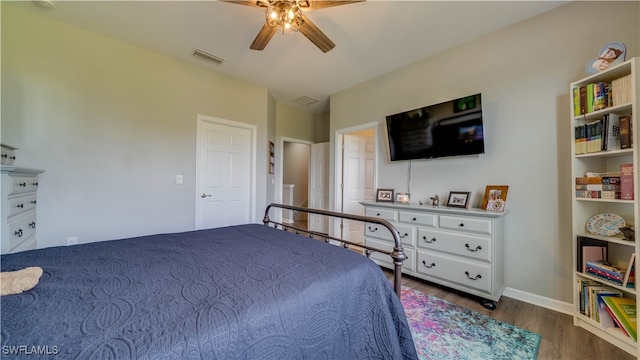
(14, 229), (23, 237)
(31, 200), (37, 204)
(368, 226), (378, 232)
(29, 222), (36, 229)
(423, 236), (436, 243)
(465, 244), (482, 252)
(422, 260), (436, 268)
(10, 156), (16, 160)
(32, 182), (38, 186)
(16, 204), (24, 208)
(19, 182), (27, 187)
(400, 233), (409, 239)
(465, 271), (482, 280)
(0, 154), (6, 158)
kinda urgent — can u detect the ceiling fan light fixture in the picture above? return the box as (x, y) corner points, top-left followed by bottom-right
(265, 1), (303, 34)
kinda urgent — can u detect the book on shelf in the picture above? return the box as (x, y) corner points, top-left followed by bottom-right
(573, 87), (582, 116)
(593, 82), (608, 111)
(592, 288), (623, 322)
(575, 184), (621, 191)
(575, 124), (586, 154)
(577, 237), (608, 273)
(586, 260), (625, 286)
(620, 163), (634, 200)
(598, 292), (623, 328)
(575, 176), (621, 185)
(611, 74), (632, 106)
(604, 113), (621, 151)
(586, 83), (595, 114)
(579, 278), (600, 315)
(622, 253), (636, 289)
(619, 114), (631, 149)
(602, 296), (637, 341)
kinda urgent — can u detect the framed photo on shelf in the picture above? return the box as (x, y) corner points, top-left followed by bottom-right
(396, 192), (410, 204)
(376, 189), (394, 203)
(481, 185), (509, 212)
(446, 191), (471, 208)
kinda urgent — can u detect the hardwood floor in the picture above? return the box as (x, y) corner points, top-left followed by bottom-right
(385, 270), (635, 360)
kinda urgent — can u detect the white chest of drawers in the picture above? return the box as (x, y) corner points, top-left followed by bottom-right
(1, 166), (44, 254)
(361, 201), (508, 306)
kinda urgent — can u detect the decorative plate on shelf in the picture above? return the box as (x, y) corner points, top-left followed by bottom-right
(585, 42), (627, 74)
(586, 213), (626, 237)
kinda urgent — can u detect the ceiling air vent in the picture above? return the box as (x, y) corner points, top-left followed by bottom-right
(192, 49), (224, 65)
(293, 96), (319, 106)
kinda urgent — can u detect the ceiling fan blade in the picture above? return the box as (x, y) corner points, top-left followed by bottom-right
(306, 1), (365, 10)
(298, 14), (335, 53)
(250, 23), (277, 50)
(222, 0), (268, 8)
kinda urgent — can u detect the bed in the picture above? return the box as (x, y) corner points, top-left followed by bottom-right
(1, 204), (417, 359)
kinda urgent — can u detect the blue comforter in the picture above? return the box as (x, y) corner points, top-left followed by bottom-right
(1, 224), (417, 359)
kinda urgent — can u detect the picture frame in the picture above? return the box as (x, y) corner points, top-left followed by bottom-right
(396, 192), (410, 204)
(446, 191), (471, 208)
(376, 189), (394, 203)
(481, 185), (509, 212)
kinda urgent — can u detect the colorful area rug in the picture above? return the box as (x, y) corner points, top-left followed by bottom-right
(400, 286), (541, 360)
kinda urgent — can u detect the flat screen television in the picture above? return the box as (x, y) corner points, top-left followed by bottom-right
(385, 93), (484, 161)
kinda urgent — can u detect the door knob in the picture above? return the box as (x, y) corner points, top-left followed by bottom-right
(200, 193), (212, 198)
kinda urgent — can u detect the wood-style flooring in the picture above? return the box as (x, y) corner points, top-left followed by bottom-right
(386, 270), (635, 360)
(286, 219), (634, 359)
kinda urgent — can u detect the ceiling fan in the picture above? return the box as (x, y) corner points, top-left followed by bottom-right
(224, 0), (364, 53)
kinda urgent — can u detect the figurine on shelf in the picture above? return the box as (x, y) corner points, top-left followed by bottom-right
(619, 226), (635, 241)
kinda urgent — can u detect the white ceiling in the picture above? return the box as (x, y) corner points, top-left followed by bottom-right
(10, 0), (568, 113)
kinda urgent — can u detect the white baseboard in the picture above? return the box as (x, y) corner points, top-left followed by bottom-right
(503, 286), (573, 316)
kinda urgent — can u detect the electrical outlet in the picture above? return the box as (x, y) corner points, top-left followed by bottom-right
(67, 236), (78, 246)
(176, 174), (183, 185)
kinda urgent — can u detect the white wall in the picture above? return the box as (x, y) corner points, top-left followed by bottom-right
(329, 1), (639, 303)
(2, 5), (272, 247)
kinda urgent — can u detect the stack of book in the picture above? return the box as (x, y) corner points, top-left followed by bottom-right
(573, 74), (633, 116)
(575, 174), (621, 199)
(574, 113), (633, 155)
(586, 260), (626, 286)
(600, 296), (637, 341)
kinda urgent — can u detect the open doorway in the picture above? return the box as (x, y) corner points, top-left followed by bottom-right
(282, 141), (311, 228)
(334, 122), (378, 244)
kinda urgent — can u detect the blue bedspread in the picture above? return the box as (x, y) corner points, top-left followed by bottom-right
(1, 224), (417, 359)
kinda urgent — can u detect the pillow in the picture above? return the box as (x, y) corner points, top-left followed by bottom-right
(0, 266), (43, 296)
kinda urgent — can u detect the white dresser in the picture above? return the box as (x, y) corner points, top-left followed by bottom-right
(361, 201), (508, 308)
(1, 166), (44, 254)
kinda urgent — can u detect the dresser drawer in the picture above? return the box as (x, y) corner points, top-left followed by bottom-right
(7, 211), (37, 252)
(7, 175), (39, 196)
(8, 235), (36, 254)
(364, 207), (397, 222)
(365, 237), (416, 272)
(417, 229), (491, 262)
(439, 215), (492, 235)
(416, 251), (491, 293)
(365, 222), (415, 246)
(398, 211), (438, 228)
(7, 193), (37, 217)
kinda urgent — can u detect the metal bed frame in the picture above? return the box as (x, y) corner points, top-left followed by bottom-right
(263, 203), (406, 298)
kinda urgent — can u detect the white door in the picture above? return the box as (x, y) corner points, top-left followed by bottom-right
(342, 134), (375, 243)
(195, 116), (254, 229)
(308, 142), (329, 234)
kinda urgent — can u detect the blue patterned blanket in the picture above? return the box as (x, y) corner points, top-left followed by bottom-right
(1, 224), (417, 359)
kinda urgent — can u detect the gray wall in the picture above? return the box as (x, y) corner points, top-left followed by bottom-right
(329, 1), (639, 305)
(2, 5), (272, 247)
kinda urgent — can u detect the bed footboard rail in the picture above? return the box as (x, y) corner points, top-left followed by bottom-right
(263, 203), (406, 298)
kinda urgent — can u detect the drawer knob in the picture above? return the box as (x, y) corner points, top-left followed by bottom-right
(364, 249), (372, 258)
(29, 222), (36, 229)
(368, 226), (378, 232)
(16, 204), (24, 208)
(10, 156), (16, 160)
(465, 271), (482, 280)
(400, 233), (409, 239)
(422, 260), (436, 268)
(459, 223), (465, 227)
(412, 217), (417, 221)
(31, 200), (37, 204)
(0, 154), (6, 158)
(465, 244), (482, 252)
(423, 236), (436, 243)
(19, 182), (26, 187)
(32, 182), (38, 186)
(14, 229), (23, 237)
(376, 213), (381, 216)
